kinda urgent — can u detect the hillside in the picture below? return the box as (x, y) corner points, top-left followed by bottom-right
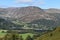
(36, 27), (60, 40)
(0, 6), (60, 30)
(0, 17), (23, 30)
(0, 6), (57, 22)
(44, 8), (60, 13)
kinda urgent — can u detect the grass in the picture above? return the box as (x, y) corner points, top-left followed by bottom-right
(20, 33), (34, 40)
(0, 30), (7, 37)
(36, 27), (60, 40)
(0, 30), (34, 40)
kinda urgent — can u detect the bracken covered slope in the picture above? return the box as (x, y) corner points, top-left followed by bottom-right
(36, 27), (60, 40)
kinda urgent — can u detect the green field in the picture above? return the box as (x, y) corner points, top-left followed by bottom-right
(20, 33), (34, 40)
(0, 30), (7, 37)
(0, 30), (34, 40)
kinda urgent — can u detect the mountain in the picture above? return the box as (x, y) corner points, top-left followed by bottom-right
(44, 8), (60, 26)
(36, 27), (60, 40)
(0, 6), (60, 30)
(44, 8), (60, 13)
(0, 6), (57, 22)
(0, 6), (45, 18)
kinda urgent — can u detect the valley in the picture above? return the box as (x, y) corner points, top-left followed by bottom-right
(0, 6), (60, 40)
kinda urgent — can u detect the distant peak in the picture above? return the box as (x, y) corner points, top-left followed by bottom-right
(48, 8), (60, 10)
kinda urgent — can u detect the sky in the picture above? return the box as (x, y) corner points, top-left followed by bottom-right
(0, 0), (60, 9)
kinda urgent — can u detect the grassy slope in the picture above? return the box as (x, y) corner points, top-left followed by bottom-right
(36, 27), (60, 40)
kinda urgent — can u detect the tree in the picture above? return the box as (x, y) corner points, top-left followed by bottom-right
(1, 31), (5, 33)
(10, 31), (19, 40)
(4, 33), (11, 40)
(50, 33), (53, 37)
(25, 35), (33, 40)
(4, 30), (20, 40)
(19, 35), (23, 40)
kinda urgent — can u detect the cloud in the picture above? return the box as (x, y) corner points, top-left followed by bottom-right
(29, 0), (45, 6)
(15, 0), (33, 3)
(15, 0), (45, 6)
(0, 5), (6, 8)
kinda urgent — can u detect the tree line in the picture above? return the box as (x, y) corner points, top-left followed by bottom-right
(0, 31), (34, 40)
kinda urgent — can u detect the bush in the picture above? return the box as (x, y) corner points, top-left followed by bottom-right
(19, 35), (23, 40)
(25, 35), (33, 40)
(1, 31), (5, 33)
(50, 33), (53, 37)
